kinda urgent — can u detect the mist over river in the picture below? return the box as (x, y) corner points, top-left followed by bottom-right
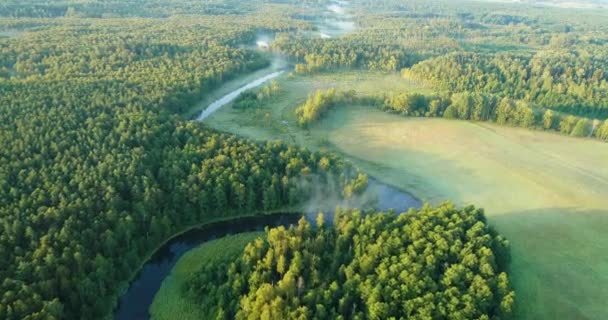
(115, 181), (420, 319)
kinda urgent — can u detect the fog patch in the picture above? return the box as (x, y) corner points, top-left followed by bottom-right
(313, 0), (356, 38)
(301, 175), (421, 225)
(255, 33), (274, 50)
(327, 20), (356, 33)
(0, 30), (22, 39)
(256, 40), (269, 49)
(327, 4), (346, 15)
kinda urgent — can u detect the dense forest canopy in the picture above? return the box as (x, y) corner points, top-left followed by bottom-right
(0, 4), (364, 319)
(185, 204), (514, 319)
(1, 0), (607, 318)
(405, 50), (608, 117)
(295, 89), (359, 126)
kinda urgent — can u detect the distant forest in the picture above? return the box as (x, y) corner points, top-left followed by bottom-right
(0, 3), (362, 319)
(1, 0), (607, 319)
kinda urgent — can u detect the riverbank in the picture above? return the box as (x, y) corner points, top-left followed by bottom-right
(150, 233), (262, 320)
(148, 181), (421, 320)
(197, 70), (285, 121)
(113, 210), (301, 320)
(201, 68), (608, 319)
(114, 175), (421, 319)
(328, 113), (608, 319)
(183, 53), (289, 120)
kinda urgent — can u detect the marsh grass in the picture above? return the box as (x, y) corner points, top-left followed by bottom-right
(150, 232), (262, 320)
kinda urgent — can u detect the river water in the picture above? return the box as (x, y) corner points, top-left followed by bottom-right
(114, 180), (420, 320)
(116, 2), (377, 318)
(196, 70), (284, 121)
(114, 213), (300, 320)
(194, 1), (355, 121)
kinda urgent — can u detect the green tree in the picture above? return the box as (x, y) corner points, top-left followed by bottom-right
(571, 119), (591, 137)
(543, 110), (556, 130)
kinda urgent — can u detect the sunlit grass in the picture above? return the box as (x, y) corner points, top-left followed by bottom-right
(198, 70), (608, 319)
(150, 232), (262, 320)
(327, 110), (608, 320)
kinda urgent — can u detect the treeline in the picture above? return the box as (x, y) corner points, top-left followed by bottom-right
(380, 91), (608, 140)
(185, 203), (514, 319)
(233, 80), (280, 109)
(274, 34), (423, 73)
(0, 13), (366, 320)
(404, 50), (608, 118)
(295, 88), (357, 126)
(276, 0), (608, 76)
(0, 0), (265, 18)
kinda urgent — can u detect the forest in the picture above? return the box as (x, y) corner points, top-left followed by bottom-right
(403, 49), (608, 119)
(2, 0), (608, 319)
(184, 204), (514, 319)
(0, 4), (364, 319)
(276, 35), (423, 73)
(379, 91), (608, 139)
(292, 87), (608, 140)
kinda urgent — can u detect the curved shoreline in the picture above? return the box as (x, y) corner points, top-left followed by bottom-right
(114, 11), (410, 314)
(114, 177), (421, 319)
(196, 70), (285, 121)
(113, 211), (302, 320)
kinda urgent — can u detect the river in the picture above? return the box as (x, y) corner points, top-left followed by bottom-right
(114, 213), (301, 320)
(117, 88), (419, 318)
(114, 179), (420, 320)
(115, 2), (373, 318)
(194, 1), (355, 121)
(196, 71), (284, 121)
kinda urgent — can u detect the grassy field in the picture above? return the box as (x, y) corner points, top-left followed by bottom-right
(201, 71), (608, 319)
(204, 70), (433, 144)
(327, 111), (608, 320)
(150, 233), (262, 320)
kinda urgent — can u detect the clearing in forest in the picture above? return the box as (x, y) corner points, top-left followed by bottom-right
(203, 71), (608, 320)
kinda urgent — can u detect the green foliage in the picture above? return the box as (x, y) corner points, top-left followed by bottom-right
(185, 203), (514, 319)
(342, 172), (368, 199)
(233, 81), (280, 110)
(543, 110), (557, 130)
(0, 0), (272, 18)
(295, 88), (356, 126)
(1, 0), (607, 318)
(278, 34), (423, 73)
(151, 232), (262, 320)
(0, 8), (363, 320)
(378, 89), (608, 141)
(405, 50), (608, 118)
(382, 92), (429, 116)
(571, 118), (591, 137)
(597, 120), (608, 140)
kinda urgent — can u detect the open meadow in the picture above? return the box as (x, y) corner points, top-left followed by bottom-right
(203, 72), (608, 320)
(327, 110), (608, 320)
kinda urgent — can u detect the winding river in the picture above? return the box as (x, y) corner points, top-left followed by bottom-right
(114, 213), (301, 320)
(115, 3), (381, 318)
(196, 70), (284, 121)
(115, 178), (420, 319)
